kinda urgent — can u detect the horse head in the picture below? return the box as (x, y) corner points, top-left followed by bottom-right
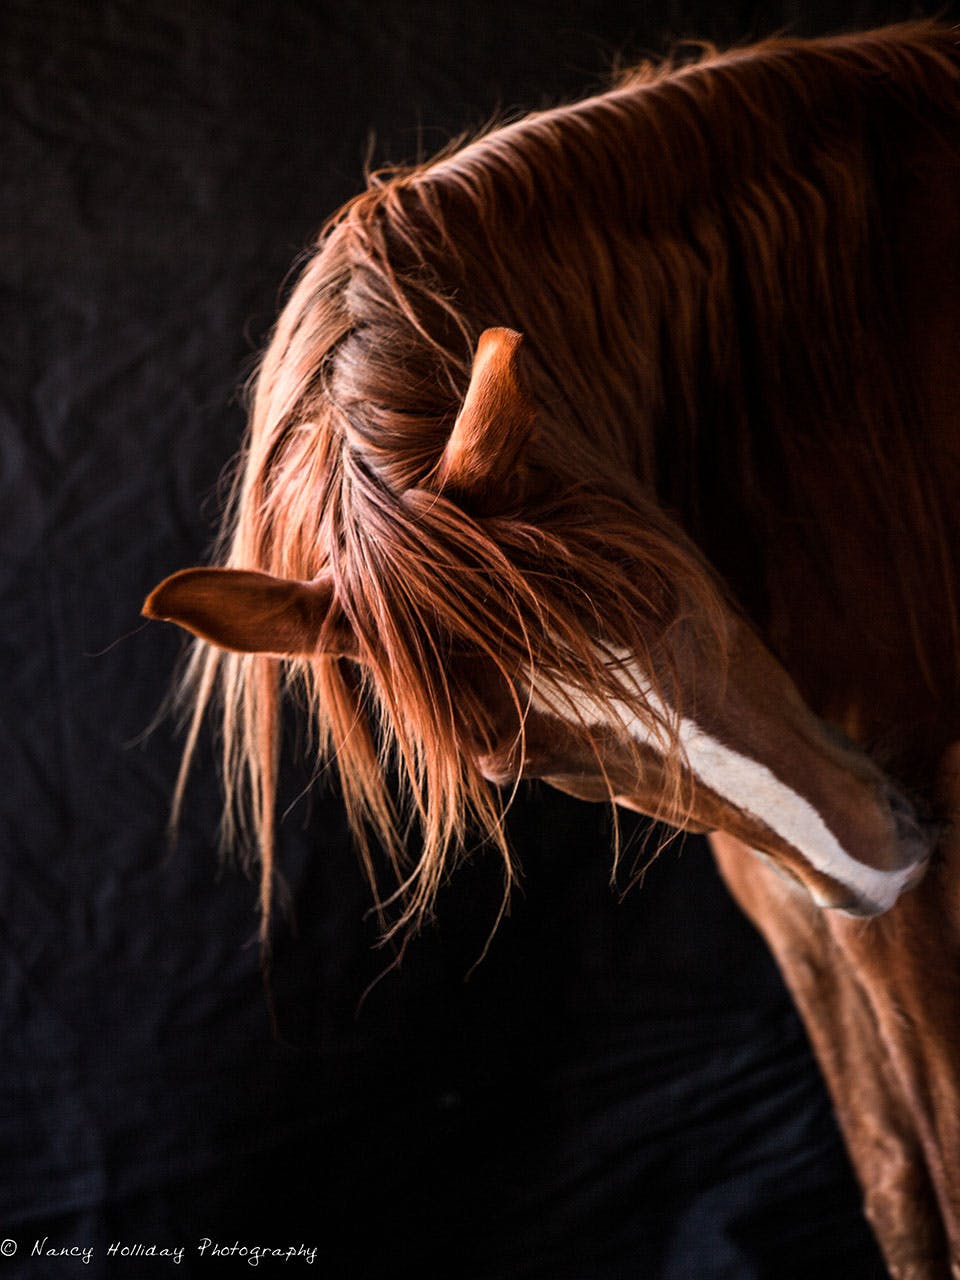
(145, 326), (932, 921)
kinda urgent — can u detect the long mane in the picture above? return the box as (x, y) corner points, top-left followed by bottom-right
(175, 22), (960, 936)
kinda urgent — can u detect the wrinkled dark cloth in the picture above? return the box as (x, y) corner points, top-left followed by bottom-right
(4, 1), (934, 1275)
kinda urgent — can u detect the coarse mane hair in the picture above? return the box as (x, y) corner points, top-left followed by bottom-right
(173, 22), (960, 938)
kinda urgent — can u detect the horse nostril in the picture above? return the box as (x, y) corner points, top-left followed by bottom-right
(883, 784), (924, 843)
(878, 782), (937, 882)
(887, 787), (915, 820)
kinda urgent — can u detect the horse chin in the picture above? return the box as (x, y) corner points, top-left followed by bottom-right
(746, 844), (928, 917)
(826, 869), (926, 917)
(811, 846), (932, 915)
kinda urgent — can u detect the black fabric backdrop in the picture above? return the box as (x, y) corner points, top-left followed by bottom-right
(3, 2), (949, 1277)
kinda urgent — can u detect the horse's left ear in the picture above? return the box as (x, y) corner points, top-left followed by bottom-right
(142, 567), (357, 657)
(429, 327), (539, 511)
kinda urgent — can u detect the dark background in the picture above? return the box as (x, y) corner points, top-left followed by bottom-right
(3, 3), (951, 1277)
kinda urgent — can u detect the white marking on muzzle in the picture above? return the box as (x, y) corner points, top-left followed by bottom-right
(532, 657), (920, 913)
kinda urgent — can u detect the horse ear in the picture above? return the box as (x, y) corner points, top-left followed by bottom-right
(431, 327), (539, 510)
(142, 567), (356, 657)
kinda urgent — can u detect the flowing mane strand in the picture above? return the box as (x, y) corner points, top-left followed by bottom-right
(174, 22), (960, 936)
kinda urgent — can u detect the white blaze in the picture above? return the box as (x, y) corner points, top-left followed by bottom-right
(532, 655), (920, 912)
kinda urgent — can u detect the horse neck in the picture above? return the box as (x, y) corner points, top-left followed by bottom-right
(693, 124), (960, 785)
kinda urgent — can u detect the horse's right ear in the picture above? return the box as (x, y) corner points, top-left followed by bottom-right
(428, 327), (539, 512)
(142, 567), (356, 657)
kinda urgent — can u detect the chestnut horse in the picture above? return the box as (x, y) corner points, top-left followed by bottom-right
(145, 23), (960, 1277)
